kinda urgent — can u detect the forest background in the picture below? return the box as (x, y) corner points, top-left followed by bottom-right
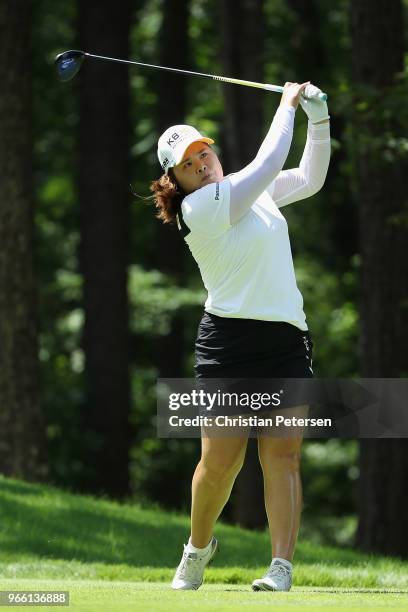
(1, 0), (407, 559)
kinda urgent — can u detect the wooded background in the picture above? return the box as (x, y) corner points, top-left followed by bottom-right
(1, 0), (407, 558)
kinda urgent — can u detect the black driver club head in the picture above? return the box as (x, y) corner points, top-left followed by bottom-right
(55, 50), (85, 81)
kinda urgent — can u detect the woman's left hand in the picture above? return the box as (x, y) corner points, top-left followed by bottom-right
(299, 85), (330, 124)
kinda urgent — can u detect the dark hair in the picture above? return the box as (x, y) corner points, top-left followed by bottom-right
(146, 168), (186, 224)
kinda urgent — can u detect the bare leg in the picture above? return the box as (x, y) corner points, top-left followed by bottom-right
(257, 405), (308, 561)
(191, 431), (249, 547)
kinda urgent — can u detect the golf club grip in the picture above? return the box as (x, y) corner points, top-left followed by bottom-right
(266, 85), (328, 102)
(213, 76), (327, 101)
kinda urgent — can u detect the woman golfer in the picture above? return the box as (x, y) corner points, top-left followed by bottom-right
(151, 81), (330, 591)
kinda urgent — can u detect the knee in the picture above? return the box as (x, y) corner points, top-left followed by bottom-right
(198, 452), (245, 485)
(260, 449), (301, 474)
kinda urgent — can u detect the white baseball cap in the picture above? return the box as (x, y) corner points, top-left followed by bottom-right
(157, 124), (215, 174)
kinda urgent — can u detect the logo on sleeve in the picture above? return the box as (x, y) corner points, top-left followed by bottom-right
(215, 182), (220, 201)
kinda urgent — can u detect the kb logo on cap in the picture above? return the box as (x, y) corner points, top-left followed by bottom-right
(167, 132), (180, 148)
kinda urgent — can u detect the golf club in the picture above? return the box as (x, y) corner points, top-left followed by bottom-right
(54, 50), (328, 101)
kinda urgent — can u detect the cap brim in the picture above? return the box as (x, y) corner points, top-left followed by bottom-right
(173, 137), (215, 169)
(198, 137), (215, 145)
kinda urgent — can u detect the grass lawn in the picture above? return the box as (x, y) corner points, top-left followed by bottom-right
(1, 580), (407, 611)
(1, 475), (408, 610)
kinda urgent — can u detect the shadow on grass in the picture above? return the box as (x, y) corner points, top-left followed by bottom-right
(0, 478), (47, 497)
(0, 478), (404, 570)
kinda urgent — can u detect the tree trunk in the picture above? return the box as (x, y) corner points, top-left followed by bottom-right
(152, 0), (191, 378)
(0, 0), (48, 481)
(218, 0), (265, 172)
(218, 0), (267, 529)
(350, 0), (408, 557)
(285, 0), (357, 267)
(77, 0), (132, 498)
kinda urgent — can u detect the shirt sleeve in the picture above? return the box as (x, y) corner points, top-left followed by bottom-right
(227, 104), (296, 225)
(181, 179), (231, 237)
(267, 120), (331, 208)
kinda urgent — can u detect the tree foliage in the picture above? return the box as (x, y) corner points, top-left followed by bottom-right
(13, 0), (406, 546)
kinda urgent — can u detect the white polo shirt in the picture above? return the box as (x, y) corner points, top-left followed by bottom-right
(177, 115), (331, 332)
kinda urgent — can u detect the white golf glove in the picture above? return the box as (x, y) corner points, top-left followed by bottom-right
(300, 84), (330, 124)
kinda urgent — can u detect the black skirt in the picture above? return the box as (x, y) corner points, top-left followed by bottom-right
(194, 311), (314, 379)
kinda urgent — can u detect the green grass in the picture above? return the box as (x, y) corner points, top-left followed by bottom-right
(1, 475), (408, 610)
(1, 581), (408, 612)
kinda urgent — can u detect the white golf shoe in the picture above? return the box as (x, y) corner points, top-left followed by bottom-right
(252, 558), (292, 591)
(171, 537), (218, 590)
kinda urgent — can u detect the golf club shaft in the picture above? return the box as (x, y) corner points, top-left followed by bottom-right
(83, 52), (325, 99)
